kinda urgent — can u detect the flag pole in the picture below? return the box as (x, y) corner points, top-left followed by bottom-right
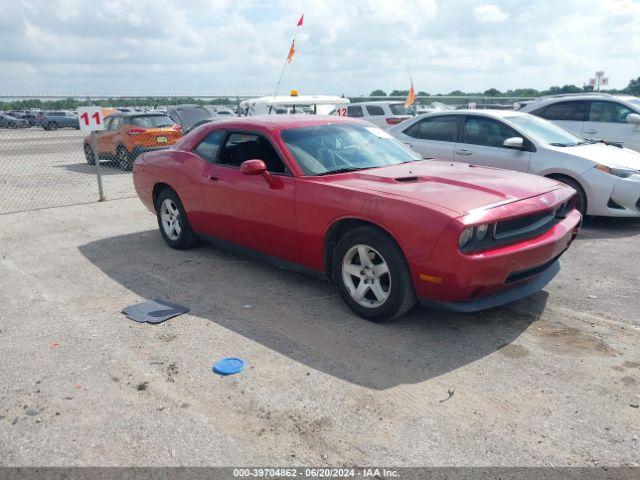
(273, 15), (303, 98)
(406, 63), (414, 86)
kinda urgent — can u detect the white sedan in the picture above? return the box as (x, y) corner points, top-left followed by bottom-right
(389, 110), (640, 217)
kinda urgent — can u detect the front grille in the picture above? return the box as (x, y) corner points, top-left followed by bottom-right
(495, 211), (554, 238)
(460, 197), (575, 254)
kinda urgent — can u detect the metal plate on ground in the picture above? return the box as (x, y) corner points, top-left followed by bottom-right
(122, 300), (189, 324)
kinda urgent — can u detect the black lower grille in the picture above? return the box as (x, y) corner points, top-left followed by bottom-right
(608, 198), (625, 210)
(506, 253), (563, 284)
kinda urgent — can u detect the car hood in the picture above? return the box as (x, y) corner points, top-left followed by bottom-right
(551, 142), (640, 170)
(321, 160), (563, 216)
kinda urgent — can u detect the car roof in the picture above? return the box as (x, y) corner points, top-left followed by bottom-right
(200, 115), (365, 131)
(523, 93), (640, 106)
(352, 100), (405, 105)
(109, 111), (170, 117)
(420, 109), (529, 119)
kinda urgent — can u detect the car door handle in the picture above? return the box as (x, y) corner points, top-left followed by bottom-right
(584, 130), (598, 134)
(455, 149), (473, 155)
(209, 176), (219, 181)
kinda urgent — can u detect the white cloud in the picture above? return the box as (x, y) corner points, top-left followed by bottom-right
(473, 4), (510, 23)
(0, 0), (638, 95)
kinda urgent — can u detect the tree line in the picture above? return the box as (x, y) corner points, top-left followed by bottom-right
(0, 96), (235, 112)
(369, 76), (640, 98)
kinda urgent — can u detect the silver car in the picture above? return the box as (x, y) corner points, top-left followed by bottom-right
(389, 110), (640, 218)
(518, 93), (640, 152)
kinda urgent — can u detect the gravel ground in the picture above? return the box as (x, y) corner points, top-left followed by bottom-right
(0, 198), (639, 466)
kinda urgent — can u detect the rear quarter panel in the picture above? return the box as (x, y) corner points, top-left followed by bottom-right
(133, 149), (210, 228)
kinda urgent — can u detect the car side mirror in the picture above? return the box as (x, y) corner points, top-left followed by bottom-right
(240, 159), (267, 175)
(240, 159), (284, 190)
(626, 113), (640, 125)
(503, 136), (524, 149)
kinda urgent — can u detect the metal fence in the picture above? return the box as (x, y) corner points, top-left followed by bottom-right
(0, 118), (137, 215)
(0, 94), (532, 215)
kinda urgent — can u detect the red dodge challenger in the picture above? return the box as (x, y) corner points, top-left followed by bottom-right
(133, 116), (581, 322)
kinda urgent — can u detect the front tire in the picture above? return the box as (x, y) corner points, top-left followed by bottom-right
(84, 143), (96, 165)
(332, 226), (416, 322)
(156, 188), (199, 250)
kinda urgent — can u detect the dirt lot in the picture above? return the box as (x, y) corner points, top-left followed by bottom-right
(0, 197), (639, 466)
(0, 128), (133, 214)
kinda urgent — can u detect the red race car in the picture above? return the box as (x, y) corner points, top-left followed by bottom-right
(133, 116), (581, 322)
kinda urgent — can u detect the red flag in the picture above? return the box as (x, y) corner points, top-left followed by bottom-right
(297, 14), (304, 26)
(287, 39), (295, 63)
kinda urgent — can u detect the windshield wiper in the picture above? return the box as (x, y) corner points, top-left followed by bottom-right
(316, 167), (367, 176)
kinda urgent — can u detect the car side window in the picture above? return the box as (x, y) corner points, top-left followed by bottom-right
(194, 131), (226, 163)
(403, 116), (459, 142)
(108, 117), (121, 130)
(217, 132), (288, 174)
(539, 101), (587, 121)
(365, 105), (385, 116)
(588, 101), (633, 123)
(347, 105), (364, 117)
(461, 116), (521, 148)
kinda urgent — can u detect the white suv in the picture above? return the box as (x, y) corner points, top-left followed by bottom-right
(518, 93), (640, 152)
(330, 101), (412, 129)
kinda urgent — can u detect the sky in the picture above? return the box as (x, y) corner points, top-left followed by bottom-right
(1, 0), (639, 96)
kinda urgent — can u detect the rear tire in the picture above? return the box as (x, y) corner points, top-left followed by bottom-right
(553, 176), (587, 216)
(155, 188), (199, 250)
(332, 226), (416, 322)
(116, 146), (133, 171)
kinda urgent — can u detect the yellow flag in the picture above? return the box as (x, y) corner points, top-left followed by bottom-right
(287, 39), (295, 63)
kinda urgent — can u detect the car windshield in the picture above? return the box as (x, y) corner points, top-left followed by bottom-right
(389, 103), (411, 115)
(626, 98), (640, 109)
(132, 115), (175, 128)
(506, 115), (585, 147)
(281, 123), (422, 176)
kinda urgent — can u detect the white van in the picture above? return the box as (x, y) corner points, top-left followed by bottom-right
(330, 101), (413, 129)
(239, 94), (349, 116)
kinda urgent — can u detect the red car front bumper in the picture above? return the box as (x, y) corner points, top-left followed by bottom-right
(412, 209), (581, 312)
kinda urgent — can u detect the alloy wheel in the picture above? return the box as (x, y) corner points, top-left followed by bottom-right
(341, 244), (391, 308)
(160, 198), (182, 241)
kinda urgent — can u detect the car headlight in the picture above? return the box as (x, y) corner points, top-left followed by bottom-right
(595, 164), (638, 178)
(476, 223), (488, 241)
(459, 228), (474, 248)
(459, 224), (492, 250)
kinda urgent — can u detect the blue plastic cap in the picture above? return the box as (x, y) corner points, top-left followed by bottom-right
(213, 357), (245, 376)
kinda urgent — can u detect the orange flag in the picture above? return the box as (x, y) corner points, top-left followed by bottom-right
(404, 81), (416, 109)
(287, 39), (295, 63)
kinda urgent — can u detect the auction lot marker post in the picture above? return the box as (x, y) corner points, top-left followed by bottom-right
(77, 106), (105, 201)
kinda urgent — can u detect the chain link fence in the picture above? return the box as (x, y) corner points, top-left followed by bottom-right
(0, 95), (254, 215)
(0, 125), (134, 214)
(0, 94), (532, 215)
